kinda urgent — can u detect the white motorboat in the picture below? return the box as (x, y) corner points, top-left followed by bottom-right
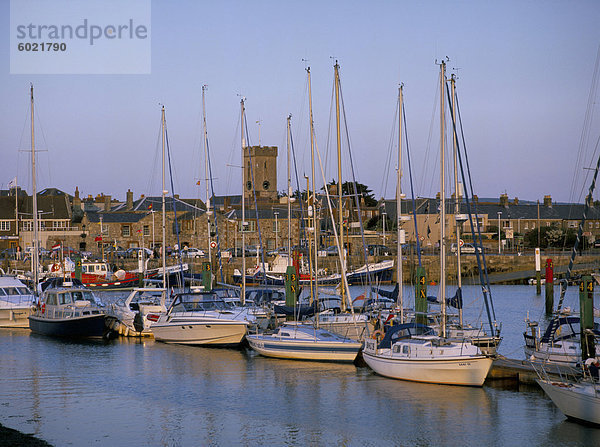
(28, 284), (109, 338)
(524, 315), (600, 367)
(362, 323), (492, 386)
(535, 359), (600, 426)
(246, 322), (362, 362)
(151, 291), (254, 346)
(106, 288), (167, 337)
(0, 272), (36, 328)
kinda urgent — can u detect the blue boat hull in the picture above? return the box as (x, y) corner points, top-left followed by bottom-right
(28, 314), (107, 338)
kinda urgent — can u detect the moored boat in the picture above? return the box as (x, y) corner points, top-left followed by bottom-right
(28, 284), (109, 338)
(0, 271), (36, 328)
(106, 287), (167, 336)
(246, 321), (362, 362)
(151, 291), (254, 346)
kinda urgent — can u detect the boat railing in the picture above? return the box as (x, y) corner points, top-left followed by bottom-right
(46, 305), (103, 319)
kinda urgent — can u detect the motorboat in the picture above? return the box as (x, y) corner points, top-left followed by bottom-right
(28, 283), (109, 338)
(151, 291), (255, 346)
(362, 323), (493, 386)
(106, 288), (167, 337)
(246, 321), (362, 362)
(524, 315), (600, 367)
(537, 376), (600, 425)
(0, 272), (36, 328)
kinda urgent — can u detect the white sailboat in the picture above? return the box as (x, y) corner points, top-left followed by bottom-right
(362, 62), (492, 386)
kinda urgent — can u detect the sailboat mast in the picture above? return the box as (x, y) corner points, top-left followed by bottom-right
(30, 84), (39, 291)
(240, 98), (247, 303)
(334, 61), (346, 312)
(307, 67), (319, 303)
(286, 114), (292, 267)
(161, 106), (167, 290)
(202, 86), (212, 260)
(439, 61), (447, 338)
(397, 85), (404, 322)
(450, 75), (463, 326)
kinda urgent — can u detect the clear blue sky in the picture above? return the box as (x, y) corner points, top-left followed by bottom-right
(1, 0), (599, 204)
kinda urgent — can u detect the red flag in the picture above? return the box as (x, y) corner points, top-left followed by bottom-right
(94, 236), (102, 242)
(148, 203), (153, 210)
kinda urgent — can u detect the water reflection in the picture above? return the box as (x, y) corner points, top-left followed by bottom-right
(0, 286), (598, 446)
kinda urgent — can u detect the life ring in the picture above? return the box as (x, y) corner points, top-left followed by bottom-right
(51, 264), (60, 272)
(372, 329), (384, 340)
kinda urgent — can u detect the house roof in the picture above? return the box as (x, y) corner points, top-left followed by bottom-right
(0, 195), (72, 220)
(85, 211), (148, 224)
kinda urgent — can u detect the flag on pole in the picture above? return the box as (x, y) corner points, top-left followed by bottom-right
(196, 180), (201, 185)
(52, 243), (61, 251)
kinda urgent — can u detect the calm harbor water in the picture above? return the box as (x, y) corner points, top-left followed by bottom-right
(1, 285), (599, 446)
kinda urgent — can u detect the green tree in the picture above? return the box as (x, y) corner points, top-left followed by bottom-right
(325, 180), (378, 207)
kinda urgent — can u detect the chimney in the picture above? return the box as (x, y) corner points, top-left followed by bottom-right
(544, 195), (552, 207)
(104, 195), (112, 212)
(513, 197), (519, 205)
(73, 187), (82, 210)
(472, 195), (479, 203)
(500, 193), (508, 208)
(126, 189), (134, 210)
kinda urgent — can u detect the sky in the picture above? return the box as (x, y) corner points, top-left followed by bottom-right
(1, 0), (600, 205)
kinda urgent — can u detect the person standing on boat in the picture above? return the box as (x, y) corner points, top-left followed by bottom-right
(585, 357), (600, 381)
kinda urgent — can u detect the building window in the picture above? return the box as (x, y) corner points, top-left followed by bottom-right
(0, 221), (10, 231)
(53, 221), (67, 228)
(143, 225), (150, 237)
(22, 221), (32, 231)
(589, 222), (594, 229)
(272, 220), (279, 233)
(596, 222), (599, 229)
(122, 225), (130, 237)
(239, 220), (256, 232)
(532, 223), (536, 229)
(568, 221), (578, 228)
(524, 222), (529, 230)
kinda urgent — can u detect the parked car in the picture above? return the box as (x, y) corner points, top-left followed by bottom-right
(125, 247), (153, 259)
(179, 248), (205, 258)
(450, 243), (482, 254)
(367, 244), (391, 256)
(224, 247), (245, 258)
(324, 245), (347, 257)
(104, 246), (128, 259)
(267, 247), (288, 256)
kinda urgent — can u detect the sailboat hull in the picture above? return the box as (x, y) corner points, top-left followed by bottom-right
(247, 335), (361, 362)
(537, 378), (600, 425)
(363, 349), (492, 386)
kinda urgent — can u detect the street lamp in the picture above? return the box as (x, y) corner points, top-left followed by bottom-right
(382, 211), (387, 245)
(274, 211), (279, 249)
(497, 211), (502, 254)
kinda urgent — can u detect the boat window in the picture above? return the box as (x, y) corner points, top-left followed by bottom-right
(82, 266), (88, 273)
(3, 287), (18, 295)
(46, 294), (57, 306)
(0, 288), (6, 296)
(101, 265), (107, 272)
(59, 293), (73, 305)
(82, 291), (94, 302)
(280, 332), (291, 337)
(71, 291), (85, 301)
(402, 345), (409, 354)
(16, 287), (30, 295)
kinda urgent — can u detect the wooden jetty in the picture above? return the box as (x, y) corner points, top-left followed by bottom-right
(487, 356), (578, 385)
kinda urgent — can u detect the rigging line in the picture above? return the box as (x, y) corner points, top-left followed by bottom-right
(289, 119), (308, 249)
(381, 99), (399, 200)
(242, 111), (267, 285)
(568, 44), (600, 204)
(403, 101), (422, 267)
(446, 82), (496, 332)
(164, 123), (186, 290)
(205, 128), (225, 283)
(454, 91), (494, 316)
(338, 80), (373, 289)
(557, 134), (600, 312)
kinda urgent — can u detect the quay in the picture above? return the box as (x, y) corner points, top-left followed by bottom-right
(488, 356), (577, 385)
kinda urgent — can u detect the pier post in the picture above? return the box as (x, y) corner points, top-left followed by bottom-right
(545, 258), (553, 314)
(285, 265), (299, 308)
(579, 275), (596, 362)
(74, 256), (82, 282)
(415, 266), (428, 326)
(202, 261), (212, 291)
(535, 248), (541, 295)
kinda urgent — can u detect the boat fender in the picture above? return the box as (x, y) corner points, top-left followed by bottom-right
(41, 303), (46, 314)
(133, 312), (145, 333)
(51, 264), (60, 272)
(372, 329), (383, 340)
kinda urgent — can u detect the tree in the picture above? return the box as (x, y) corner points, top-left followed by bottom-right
(325, 180), (378, 207)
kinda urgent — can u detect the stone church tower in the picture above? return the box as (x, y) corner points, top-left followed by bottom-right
(244, 145), (278, 203)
